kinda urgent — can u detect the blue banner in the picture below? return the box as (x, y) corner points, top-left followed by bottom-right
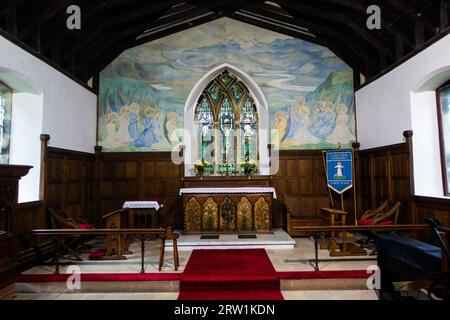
(326, 150), (353, 194)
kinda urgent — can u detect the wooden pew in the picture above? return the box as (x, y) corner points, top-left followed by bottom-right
(31, 228), (179, 274)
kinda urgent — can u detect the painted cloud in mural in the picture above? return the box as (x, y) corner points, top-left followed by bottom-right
(98, 17), (355, 152)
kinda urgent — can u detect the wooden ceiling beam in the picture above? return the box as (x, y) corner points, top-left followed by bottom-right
(0, 0), (28, 17)
(379, 0), (437, 34)
(20, 0), (75, 38)
(304, 0), (415, 48)
(277, 0), (394, 61)
(441, 0), (450, 31)
(62, 0), (180, 57)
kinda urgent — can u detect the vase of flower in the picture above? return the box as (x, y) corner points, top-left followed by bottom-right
(194, 160), (208, 179)
(240, 161), (257, 178)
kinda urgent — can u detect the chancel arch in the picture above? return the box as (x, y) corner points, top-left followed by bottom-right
(184, 63), (270, 176)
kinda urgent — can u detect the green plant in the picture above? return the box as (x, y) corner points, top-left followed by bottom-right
(240, 161), (257, 176)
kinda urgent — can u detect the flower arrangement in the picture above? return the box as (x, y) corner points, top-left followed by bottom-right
(240, 161), (257, 176)
(194, 160), (209, 176)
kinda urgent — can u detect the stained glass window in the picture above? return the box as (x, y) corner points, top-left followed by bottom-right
(437, 81), (450, 195)
(240, 96), (258, 166)
(218, 96), (235, 174)
(0, 82), (12, 164)
(193, 70), (259, 175)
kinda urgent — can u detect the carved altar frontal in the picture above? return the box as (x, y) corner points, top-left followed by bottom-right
(181, 176), (274, 233)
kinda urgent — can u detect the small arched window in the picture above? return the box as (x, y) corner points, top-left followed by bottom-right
(0, 81), (12, 164)
(194, 70), (259, 175)
(437, 80), (450, 196)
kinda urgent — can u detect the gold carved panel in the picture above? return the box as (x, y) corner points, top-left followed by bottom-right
(254, 196), (270, 231)
(185, 197), (201, 232)
(202, 197), (218, 231)
(220, 197), (236, 231)
(237, 197), (252, 231)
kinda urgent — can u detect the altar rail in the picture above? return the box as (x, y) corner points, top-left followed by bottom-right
(30, 228), (179, 273)
(291, 224), (445, 271)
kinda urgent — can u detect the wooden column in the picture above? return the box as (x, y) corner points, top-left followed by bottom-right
(94, 145), (102, 224)
(403, 130), (415, 196)
(39, 134), (50, 202)
(352, 142), (360, 223)
(441, 0), (449, 31)
(404, 130), (415, 229)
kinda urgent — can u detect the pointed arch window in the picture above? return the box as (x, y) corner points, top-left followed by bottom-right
(437, 81), (450, 195)
(0, 82), (12, 164)
(193, 70), (259, 175)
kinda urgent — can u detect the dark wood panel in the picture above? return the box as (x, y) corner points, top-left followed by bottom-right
(99, 152), (183, 228)
(0, 165), (32, 290)
(413, 196), (450, 243)
(358, 137), (412, 226)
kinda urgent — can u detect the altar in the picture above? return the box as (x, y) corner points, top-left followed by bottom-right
(180, 176), (275, 233)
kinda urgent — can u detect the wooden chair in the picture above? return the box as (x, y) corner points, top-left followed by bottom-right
(358, 201), (388, 224)
(48, 207), (94, 260)
(359, 201), (401, 225)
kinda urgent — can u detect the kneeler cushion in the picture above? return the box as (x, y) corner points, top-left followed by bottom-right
(358, 218), (393, 225)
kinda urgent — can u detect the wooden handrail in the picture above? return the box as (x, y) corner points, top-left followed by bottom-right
(29, 227), (179, 274)
(31, 228), (166, 235)
(102, 208), (128, 219)
(292, 224), (429, 234)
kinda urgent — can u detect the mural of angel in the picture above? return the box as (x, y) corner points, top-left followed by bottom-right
(309, 101), (337, 139)
(327, 103), (354, 144)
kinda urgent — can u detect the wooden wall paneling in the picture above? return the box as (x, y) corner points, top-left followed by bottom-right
(358, 139), (412, 225)
(41, 135), (97, 226)
(413, 196), (450, 243)
(99, 152), (183, 228)
(276, 151), (331, 220)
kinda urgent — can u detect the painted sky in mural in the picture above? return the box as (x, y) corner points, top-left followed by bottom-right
(99, 17), (355, 152)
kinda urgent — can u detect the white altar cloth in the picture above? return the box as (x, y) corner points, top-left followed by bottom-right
(179, 187), (277, 199)
(123, 201), (162, 210)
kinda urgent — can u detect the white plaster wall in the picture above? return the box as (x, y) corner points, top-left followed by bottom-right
(0, 35), (97, 153)
(356, 34), (450, 150)
(356, 34), (450, 198)
(9, 92), (43, 203)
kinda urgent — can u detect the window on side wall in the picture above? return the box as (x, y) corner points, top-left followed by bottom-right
(437, 81), (450, 196)
(0, 81), (12, 164)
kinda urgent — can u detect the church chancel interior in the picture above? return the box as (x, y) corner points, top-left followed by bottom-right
(1, 0), (450, 302)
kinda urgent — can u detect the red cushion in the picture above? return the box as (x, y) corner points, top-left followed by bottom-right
(359, 218), (393, 225)
(78, 223), (95, 229)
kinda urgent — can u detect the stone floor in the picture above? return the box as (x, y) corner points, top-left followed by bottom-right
(11, 235), (379, 300)
(11, 290), (378, 300)
(21, 235), (377, 274)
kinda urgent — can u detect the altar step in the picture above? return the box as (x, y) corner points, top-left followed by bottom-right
(165, 228), (296, 251)
(14, 274), (369, 294)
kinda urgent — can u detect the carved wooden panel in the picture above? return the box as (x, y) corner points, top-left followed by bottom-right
(254, 196), (270, 231)
(185, 197), (201, 232)
(237, 197), (252, 231)
(182, 193), (272, 232)
(202, 197), (218, 231)
(220, 197), (236, 232)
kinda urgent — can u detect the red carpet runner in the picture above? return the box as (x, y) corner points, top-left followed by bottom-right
(178, 249), (284, 300)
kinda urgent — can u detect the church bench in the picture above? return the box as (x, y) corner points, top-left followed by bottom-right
(31, 228), (179, 274)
